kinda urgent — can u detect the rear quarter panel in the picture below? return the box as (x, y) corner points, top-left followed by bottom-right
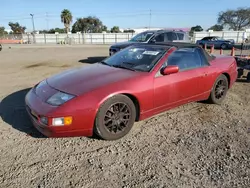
(209, 55), (238, 88)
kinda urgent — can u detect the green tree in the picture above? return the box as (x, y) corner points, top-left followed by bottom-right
(38, 30), (48, 34)
(71, 16), (105, 33)
(101, 25), (108, 32)
(110, 26), (120, 33)
(124, 29), (135, 33)
(49, 28), (65, 33)
(207, 24), (224, 31)
(0, 26), (8, 35)
(218, 7), (250, 30)
(61, 9), (73, 33)
(8, 22), (26, 34)
(39, 28), (65, 34)
(189, 25), (203, 37)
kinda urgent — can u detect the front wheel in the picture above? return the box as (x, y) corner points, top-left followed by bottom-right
(207, 74), (229, 104)
(220, 43), (227, 50)
(94, 94), (136, 140)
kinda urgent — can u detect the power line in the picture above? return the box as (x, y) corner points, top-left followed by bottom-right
(0, 10), (216, 21)
(46, 12), (49, 30)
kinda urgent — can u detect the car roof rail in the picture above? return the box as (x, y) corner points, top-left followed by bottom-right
(156, 29), (186, 32)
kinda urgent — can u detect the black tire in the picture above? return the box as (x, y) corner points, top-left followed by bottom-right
(207, 74), (229, 104)
(94, 94), (136, 140)
(220, 43), (227, 50)
(237, 68), (244, 78)
(247, 72), (250, 83)
(199, 43), (204, 49)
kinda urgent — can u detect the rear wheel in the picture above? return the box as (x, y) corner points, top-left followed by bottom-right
(238, 68), (244, 78)
(247, 72), (250, 82)
(207, 74), (229, 104)
(94, 94), (136, 140)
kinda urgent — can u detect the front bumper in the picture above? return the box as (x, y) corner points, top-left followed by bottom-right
(25, 88), (93, 138)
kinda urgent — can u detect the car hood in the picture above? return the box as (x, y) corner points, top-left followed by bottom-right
(46, 63), (143, 96)
(110, 41), (140, 49)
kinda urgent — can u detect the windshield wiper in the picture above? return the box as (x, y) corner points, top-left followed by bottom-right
(112, 64), (137, 71)
(99, 61), (137, 71)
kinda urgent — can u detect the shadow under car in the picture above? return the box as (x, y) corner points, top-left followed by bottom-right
(78, 56), (107, 64)
(0, 88), (45, 138)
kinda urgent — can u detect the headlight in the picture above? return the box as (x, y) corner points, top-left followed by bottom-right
(47, 91), (75, 106)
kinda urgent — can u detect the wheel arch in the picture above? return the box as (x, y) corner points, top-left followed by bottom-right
(222, 72), (231, 87)
(121, 93), (140, 122)
(95, 92), (141, 122)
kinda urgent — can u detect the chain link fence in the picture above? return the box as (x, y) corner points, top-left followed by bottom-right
(0, 34), (24, 44)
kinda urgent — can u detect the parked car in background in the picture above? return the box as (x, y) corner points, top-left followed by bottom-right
(196, 36), (235, 49)
(109, 30), (191, 56)
(25, 42), (237, 140)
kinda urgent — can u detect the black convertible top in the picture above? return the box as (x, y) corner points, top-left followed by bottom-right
(138, 42), (216, 62)
(154, 42), (200, 48)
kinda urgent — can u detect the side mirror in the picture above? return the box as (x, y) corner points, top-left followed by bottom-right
(160, 65), (179, 75)
(149, 39), (156, 43)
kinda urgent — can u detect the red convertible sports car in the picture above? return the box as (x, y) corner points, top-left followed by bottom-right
(25, 42), (238, 140)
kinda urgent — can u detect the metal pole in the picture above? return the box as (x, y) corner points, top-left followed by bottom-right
(149, 9), (151, 29)
(30, 14), (35, 32)
(30, 14), (36, 43)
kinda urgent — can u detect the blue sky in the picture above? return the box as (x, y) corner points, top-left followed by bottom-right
(0, 0), (249, 32)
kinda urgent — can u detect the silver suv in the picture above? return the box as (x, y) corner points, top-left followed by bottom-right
(109, 30), (191, 56)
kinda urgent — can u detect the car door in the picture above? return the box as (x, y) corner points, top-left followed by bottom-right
(153, 48), (206, 111)
(194, 48), (218, 94)
(201, 37), (211, 47)
(176, 32), (184, 41)
(166, 32), (178, 42)
(207, 37), (218, 47)
(149, 33), (166, 43)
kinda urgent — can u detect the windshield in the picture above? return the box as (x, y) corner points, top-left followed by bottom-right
(101, 45), (167, 72)
(129, 31), (155, 42)
(216, 37), (225, 40)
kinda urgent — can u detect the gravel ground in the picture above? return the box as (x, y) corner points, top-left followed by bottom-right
(0, 45), (249, 188)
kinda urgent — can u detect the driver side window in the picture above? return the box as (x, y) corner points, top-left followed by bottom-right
(161, 48), (205, 72)
(153, 33), (165, 42)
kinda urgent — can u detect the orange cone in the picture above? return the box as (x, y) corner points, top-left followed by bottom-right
(210, 45), (214, 54)
(220, 48), (223, 55)
(231, 47), (235, 56)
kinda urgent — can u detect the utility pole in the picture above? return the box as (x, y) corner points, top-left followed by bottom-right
(149, 9), (152, 30)
(30, 14), (36, 43)
(30, 14), (35, 33)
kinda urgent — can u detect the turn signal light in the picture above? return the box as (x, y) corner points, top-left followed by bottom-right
(52, 116), (72, 126)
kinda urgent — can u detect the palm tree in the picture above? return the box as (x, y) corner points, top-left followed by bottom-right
(60, 9), (73, 33)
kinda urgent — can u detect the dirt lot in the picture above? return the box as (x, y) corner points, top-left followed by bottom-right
(0, 45), (249, 188)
